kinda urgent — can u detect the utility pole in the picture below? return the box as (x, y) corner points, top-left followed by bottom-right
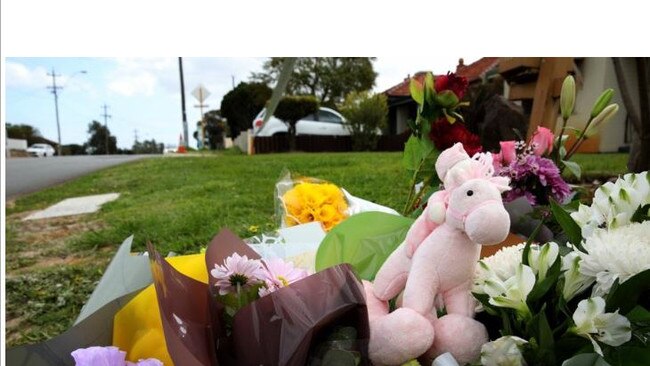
(101, 104), (112, 155)
(178, 58), (189, 148)
(47, 68), (63, 156)
(231, 75), (235, 89)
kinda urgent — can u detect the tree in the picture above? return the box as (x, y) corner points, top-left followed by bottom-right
(132, 139), (163, 154)
(251, 57), (377, 107)
(6, 123), (42, 144)
(195, 110), (227, 150)
(86, 120), (117, 155)
(338, 91), (388, 151)
(613, 57), (650, 172)
(220, 82), (272, 138)
(274, 95), (319, 151)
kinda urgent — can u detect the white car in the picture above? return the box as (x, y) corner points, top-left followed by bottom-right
(252, 107), (350, 137)
(26, 143), (56, 157)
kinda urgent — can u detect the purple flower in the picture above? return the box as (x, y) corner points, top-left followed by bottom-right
(210, 253), (265, 295)
(71, 346), (162, 366)
(258, 258), (309, 297)
(498, 154), (571, 205)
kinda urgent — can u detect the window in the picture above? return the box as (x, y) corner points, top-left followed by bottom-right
(317, 110), (343, 123)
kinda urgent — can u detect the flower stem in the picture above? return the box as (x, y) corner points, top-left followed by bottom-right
(402, 151), (435, 216)
(554, 116), (569, 166)
(565, 116), (595, 160)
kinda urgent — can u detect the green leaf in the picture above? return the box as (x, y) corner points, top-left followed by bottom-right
(631, 204), (650, 223)
(419, 120), (434, 152)
(528, 307), (555, 364)
(607, 346), (650, 366)
(606, 269), (650, 314)
(561, 353), (611, 366)
(528, 256), (562, 303)
(435, 90), (459, 109)
(409, 78), (424, 105)
(402, 136), (421, 171)
(625, 305), (650, 323)
(563, 160), (582, 179)
(315, 212), (414, 281)
(550, 198), (584, 250)
(424, 72), (435, 105)
(321, 349), (358, 366)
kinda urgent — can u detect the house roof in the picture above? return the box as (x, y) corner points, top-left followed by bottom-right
(456, 57), (499, 83)
(383, 57), (500, 97)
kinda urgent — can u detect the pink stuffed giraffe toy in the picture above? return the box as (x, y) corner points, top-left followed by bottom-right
(365, 143), (512, 365)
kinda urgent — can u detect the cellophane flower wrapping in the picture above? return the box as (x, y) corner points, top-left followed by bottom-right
(147, 229), (370, 366)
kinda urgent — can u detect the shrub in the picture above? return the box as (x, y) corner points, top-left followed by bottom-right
(220, 82), (272, 138)
(338, 91), (388, 151)
(274, 95), (319, 150)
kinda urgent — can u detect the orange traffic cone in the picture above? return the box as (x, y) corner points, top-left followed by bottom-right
(177, 133), (187, 153)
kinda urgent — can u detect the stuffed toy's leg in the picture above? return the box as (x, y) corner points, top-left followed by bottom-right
(401, 240), (440, 316)
(364, 281), (434, 366)
(373, 242), (411, 301)
(423, 283), (488, 364)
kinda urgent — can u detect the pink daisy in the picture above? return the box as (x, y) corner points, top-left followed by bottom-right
(210, 253), (265, 295)
(259, 258), (309, 297)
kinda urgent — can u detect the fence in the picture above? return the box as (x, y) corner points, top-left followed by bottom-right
(253, 133), (409, 154)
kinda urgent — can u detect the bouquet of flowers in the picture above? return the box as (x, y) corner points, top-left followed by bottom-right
(276, 172), (399, 232)
(473, 172), (650, 366)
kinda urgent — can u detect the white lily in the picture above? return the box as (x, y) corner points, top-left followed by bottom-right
(561, 251), (595, 301)
(572, 297), (631, 356)
(527, 242), (559, 281)
(483, 264), (535, 318)
(571, 172), (650, 238)
(480, 336), (528, 366)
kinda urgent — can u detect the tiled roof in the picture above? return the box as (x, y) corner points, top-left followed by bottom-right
(383, 57), (500, 97)
(456, 57), (499, 83)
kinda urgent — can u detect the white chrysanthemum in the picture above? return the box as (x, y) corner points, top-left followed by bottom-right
(475, 243), (526, 291)
(578, 221), (650, 297)
(571, 171), (650, 238)
(474, 242), (559, 294)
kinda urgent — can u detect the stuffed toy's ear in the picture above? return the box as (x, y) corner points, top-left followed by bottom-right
(489, 176), (512, 193)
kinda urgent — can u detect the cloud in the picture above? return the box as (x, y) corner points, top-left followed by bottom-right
(5, 61), (51, 89)
(107, 58), (176, 97)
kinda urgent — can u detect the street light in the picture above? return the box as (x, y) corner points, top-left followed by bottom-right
(47, 69), (88, 156)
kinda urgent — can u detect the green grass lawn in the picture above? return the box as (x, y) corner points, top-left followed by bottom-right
(4, 151), (629, 346)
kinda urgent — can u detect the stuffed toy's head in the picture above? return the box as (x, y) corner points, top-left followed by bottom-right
(445, 178), (511, 245)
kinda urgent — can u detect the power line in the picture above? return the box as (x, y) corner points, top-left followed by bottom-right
(101, 104), (111, 155)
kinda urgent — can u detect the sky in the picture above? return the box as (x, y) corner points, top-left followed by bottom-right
(4, 57), (477, 149)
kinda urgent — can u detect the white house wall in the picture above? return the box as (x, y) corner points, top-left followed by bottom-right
(396, 106), (409, 135)
(561, 57), (633, 152)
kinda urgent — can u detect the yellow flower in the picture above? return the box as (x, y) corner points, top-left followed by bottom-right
(281, 181), (349, 231)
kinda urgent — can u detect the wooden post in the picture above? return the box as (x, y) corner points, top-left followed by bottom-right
(528, 58), (574, 138)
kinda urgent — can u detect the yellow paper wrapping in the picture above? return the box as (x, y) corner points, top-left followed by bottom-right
(113, 253), (209, 365)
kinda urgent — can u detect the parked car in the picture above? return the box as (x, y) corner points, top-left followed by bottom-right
(26, 143), (56, 157)
(163, 145), (177, 154)
(252, 107), (350, 137)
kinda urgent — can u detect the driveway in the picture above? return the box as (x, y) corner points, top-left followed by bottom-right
(5, 155), (154, 199)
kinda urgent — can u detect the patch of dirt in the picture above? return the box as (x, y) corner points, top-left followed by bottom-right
(5, 212), (111, 277)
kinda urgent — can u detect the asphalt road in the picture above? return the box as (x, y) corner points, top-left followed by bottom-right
(5, 155), (154, 199)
